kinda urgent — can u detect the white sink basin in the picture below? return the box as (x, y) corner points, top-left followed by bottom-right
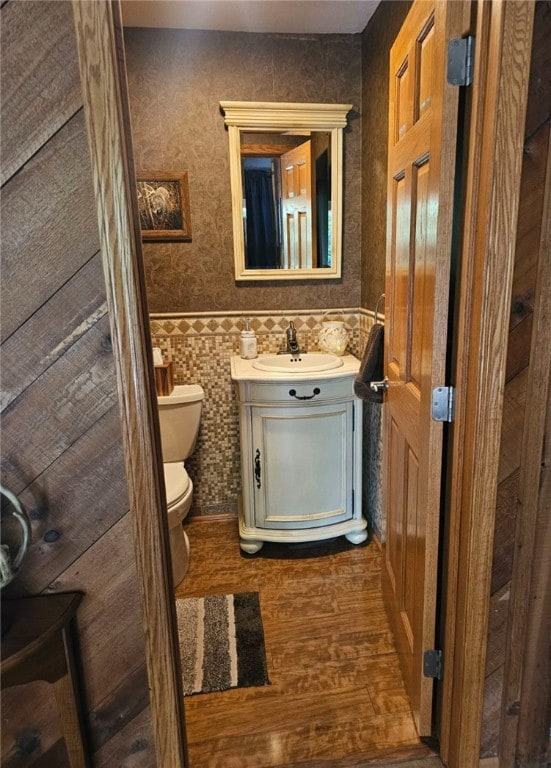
(252, 352), (344, 373)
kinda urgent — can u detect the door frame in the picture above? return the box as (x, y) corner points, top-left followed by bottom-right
(439, 2), (535, 765)
(72, 1), (535, 766)
(71, 3), (187, 766)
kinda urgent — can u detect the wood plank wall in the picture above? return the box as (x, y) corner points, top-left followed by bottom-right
(0, 2), (155, 765)
(481, 1), (551, 758)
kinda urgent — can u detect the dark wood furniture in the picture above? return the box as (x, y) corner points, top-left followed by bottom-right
(1, 592), (89, 767)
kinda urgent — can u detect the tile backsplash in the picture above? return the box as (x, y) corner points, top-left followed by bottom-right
(151, 307), (384, 537)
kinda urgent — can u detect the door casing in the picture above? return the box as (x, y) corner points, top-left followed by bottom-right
(439, 1), (535, 763)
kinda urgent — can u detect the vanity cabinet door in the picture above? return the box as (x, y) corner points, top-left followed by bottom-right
(250, 401), (354, 530)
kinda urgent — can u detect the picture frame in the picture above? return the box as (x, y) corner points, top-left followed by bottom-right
(136, 172), (192, 241)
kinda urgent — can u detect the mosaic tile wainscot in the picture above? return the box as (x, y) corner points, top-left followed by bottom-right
(150, 308), (383, 531)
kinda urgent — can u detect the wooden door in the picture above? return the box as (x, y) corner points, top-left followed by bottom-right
(281, 140), (316, 268)
(383, 0), (468, 735)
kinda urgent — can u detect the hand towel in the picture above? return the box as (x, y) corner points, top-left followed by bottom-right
(354, 323), (384, 403)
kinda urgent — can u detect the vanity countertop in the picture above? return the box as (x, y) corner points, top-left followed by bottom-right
(230, 353), (360, 382)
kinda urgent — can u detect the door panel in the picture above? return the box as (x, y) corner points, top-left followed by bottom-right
(387, 417), (404, 596)
(404, 445), (420, 649)
(417, 16), (435, 117)
(390, 171), (411, 378)
(383, 0), (467, 735)
(395, 59), (412, 141)
(252, 403), (353, 529)
(411, 157), (430, 388)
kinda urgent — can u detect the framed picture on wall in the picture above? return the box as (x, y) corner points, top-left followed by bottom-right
(136, 172), (192, 241)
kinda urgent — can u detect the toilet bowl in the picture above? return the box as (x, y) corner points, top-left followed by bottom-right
(157, 384), (204, 586)
(163, 462), (193, 586)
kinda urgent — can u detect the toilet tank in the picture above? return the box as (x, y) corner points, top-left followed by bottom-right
(157, 384), (204, 462)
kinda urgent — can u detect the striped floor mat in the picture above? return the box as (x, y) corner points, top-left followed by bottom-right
(176, 592), (270, 695)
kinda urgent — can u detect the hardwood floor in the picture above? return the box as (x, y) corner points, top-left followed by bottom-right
(175, 517), (441, 768)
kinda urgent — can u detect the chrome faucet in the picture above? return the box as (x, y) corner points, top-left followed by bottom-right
(285, 321), (301, 355)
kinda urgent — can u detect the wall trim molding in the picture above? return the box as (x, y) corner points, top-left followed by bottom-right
(149, 307), (380, 340)
(150, 306), (361, 320)
(150, 308), (363, 342)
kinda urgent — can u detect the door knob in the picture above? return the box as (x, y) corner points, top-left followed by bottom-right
(370, 377), (389, 393)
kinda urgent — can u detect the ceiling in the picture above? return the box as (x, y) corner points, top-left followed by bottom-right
(120, 0), (381, 35)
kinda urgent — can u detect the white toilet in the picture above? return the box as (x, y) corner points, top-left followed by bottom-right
(157, 384), (204, 586)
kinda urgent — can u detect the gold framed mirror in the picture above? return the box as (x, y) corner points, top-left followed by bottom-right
(220, 101), (352, 281)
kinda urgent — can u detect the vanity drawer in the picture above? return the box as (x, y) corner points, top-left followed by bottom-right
(242, 377), (355, 404)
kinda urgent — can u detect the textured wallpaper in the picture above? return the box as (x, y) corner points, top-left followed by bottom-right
(124, 28), (362, 313)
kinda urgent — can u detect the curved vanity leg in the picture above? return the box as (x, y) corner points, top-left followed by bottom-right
(240, 538), (264, 554)
(345, 529), (368, 545)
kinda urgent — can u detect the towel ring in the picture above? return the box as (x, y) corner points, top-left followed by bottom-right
(375, 294), (385, 325)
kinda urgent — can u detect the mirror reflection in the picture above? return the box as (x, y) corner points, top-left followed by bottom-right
(241, 131), (332, 271)
(220, 101), (351, 281)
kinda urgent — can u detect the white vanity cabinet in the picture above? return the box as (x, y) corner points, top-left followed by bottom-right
(231, 356), (367, 553)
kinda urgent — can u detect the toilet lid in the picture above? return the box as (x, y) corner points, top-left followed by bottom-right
(163, 462), (190, 506)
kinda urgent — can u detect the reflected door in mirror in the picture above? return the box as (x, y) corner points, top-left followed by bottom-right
(221, 101), (351, 281)
(281, 140), (315, 269)
(242, 134), (331, 271)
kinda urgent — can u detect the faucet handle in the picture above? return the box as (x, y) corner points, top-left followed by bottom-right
(286, 321), (300, 354)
